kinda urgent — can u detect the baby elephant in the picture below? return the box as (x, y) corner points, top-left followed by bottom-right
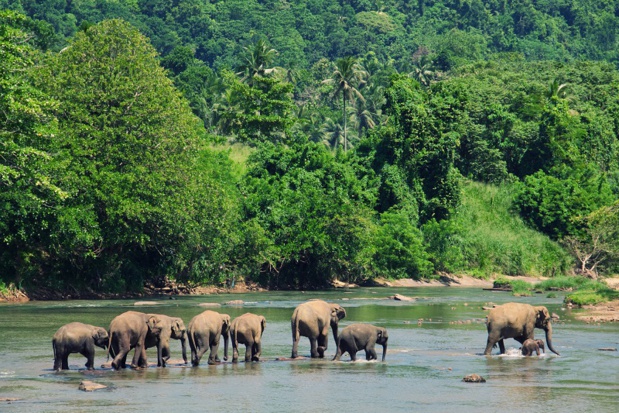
(230, 313), (266, 362)
(333, 324), (388, 362)
(52, 322), (109, 370)
(521, 338), (545, 356)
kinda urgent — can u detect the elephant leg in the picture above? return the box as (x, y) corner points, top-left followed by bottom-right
(252, 339), (261, 361)
(309, 337), (319, 358)
(366, 346), (377, 361)
(349, 350), (357, 362)
(498, 339), (506, 354)
(291, 333), (300, 359)
(61, 354), (70, 370)
(244, 340), (253, 363)
(194, 345), (208, 366)
(80, 348), (95, 370)
(317, 334), (327, 358)
(208, 342), (220, 365)
(53, 354), (62, 371)
(484, 335), (497, 355)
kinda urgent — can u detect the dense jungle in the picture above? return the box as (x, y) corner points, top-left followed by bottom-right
(2, 0), (619, 303)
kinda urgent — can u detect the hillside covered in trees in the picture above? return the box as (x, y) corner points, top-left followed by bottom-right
(2, 1), (619, 297)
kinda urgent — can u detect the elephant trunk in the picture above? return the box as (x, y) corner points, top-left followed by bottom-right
(331, 323), (339, 348)
(381, 341), (388, 362)
(544, 323), (560, 355)
(181, 334), (188, 364)
(223, 331), (229, 361)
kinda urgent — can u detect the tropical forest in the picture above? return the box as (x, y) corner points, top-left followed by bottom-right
(2, 0), (619, 304)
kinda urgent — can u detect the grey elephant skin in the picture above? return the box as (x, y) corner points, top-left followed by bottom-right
(52, 322), (108, 371)
(107, 311), (164, 369)
(333, 323), (388, 362)
(187, 310), (230, 366)
(484, 302), (559, 355)
(230, 313), (266, 362)
(521, 338), (545, 356)
(144, 314), (188, 367)
(291, 299), (346, 358)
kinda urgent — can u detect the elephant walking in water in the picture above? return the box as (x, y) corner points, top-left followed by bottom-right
(484, 302), (559, 356)
(333, 324), (388, 362)
(143, 314), (188, 367)
(187, 310), (230, 366)
(521, 338), (545, 356)
(108, 311), (165, 369)
(52, 322), (108, 371)
(291, 299), (346, 358)
(230, 313), (266, 362)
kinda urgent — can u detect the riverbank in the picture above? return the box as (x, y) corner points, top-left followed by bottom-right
(3, 275), (619, 323)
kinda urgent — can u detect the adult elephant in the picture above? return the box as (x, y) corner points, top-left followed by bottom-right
(333, 323), (388, 362)
(144, 314), (188, 367)
(108, 311), (164, 369)
(484, 302), (559, 356)
(291, 299), (346, 358)
(187, 310), (230, 366)
(52, 322), (109, 371)
(230, 313), (266, 362)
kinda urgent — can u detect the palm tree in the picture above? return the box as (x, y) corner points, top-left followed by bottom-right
(322, 57), (368, 151)
(409, 53), (434, 88)
(320, 117), (345, 150)
(236, 38), (279, 85)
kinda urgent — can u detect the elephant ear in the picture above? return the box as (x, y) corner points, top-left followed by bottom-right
(535, 307), (550, 327)
(147, 315), (162, 333)
(260, 316), (266, 332)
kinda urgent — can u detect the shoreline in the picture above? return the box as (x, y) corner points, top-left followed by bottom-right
(3, 274), (619, 322)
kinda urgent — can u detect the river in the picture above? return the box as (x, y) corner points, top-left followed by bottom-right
(0, 287), (617, 412)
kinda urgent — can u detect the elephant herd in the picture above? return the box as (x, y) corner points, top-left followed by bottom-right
(52, 299), (559, 371)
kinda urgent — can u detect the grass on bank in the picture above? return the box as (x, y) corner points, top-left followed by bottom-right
(493, 275), (619, 305)
(451, 181), (571, 278)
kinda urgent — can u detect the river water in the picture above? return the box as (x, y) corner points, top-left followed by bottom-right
(0, 287), (617, 412)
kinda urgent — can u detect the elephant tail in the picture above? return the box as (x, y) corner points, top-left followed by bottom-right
(52, 338), (57, 361)
(291, 315), (300, 342)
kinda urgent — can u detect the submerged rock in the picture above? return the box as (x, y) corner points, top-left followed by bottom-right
(463, 374), (486, 383)
(389, 294), (415, 302)
(198, 302), (222, 308)
(78, 380), (107, 391)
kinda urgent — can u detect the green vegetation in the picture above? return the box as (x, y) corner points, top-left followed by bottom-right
(1, 4), (619, 302)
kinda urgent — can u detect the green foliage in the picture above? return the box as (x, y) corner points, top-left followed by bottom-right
(514, 165), (614, 239)
(26, 19), (238, 292)
(371, 210), (433, 280)
(218, 71), (296, 145)
(240, 142), (378, 288)
(436, 181), (571, 277)
(493, 276), (533, 296)
(0, 10), (65, 286)
(365, 75), (463, 222)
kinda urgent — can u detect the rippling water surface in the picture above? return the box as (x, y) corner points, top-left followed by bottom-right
(1, 287), (617, 412)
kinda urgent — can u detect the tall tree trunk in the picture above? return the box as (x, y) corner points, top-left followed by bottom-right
(343, 94), (347, 152)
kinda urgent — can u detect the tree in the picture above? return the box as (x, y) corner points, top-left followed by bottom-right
(236, 38), (280, 86)
(323, 57), (368, 151)
(218, 70), (295, 145)
(0, 11), (64, 287)
(35, 19), (217, 291)
(564, 201), (619, 278)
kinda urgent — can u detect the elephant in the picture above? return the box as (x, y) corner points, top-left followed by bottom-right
(187, 310), (230, 366)
(484, 302), (559, 356)
(143, 314), (188, 367)
(333, 323), (388, 362)
(291, 299), (346, 358)
(52, 322), (109, 371)
(107, 311), (164, 369)
(230, 313), (266, 362)
(521, 338), (545, 356)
